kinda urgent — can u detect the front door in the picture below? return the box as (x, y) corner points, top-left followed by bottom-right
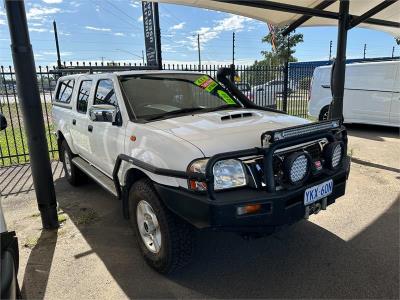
(87, 78), (125, 176)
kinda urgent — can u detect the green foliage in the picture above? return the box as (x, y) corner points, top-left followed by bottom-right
(261, 26), (304, 64)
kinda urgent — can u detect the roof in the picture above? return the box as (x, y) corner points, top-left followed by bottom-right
(59, 70), (204, 78)
(151, 0), (400, 37)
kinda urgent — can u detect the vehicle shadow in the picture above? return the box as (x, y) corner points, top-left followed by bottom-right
(346, 124), (399, 142)
(51, 177), (399, 299)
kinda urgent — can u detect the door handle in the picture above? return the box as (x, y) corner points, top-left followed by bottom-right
(88, 125), (93, 132)
(72, 119), (76, 125)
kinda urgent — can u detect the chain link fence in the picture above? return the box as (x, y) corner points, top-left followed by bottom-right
(0, 62), (315, 166)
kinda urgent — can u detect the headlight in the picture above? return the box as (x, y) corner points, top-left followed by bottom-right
(323, 141), (344, 170)
(187, 158), (247, 191)
(213, 159), (247, 190)
(187, 159), (208, 191)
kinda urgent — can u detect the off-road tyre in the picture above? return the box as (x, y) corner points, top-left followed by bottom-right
(61, 140), (85, 186)
(129, 178), (195, 274)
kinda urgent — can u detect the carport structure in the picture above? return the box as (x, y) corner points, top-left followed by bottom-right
(3, 0), (400, 228)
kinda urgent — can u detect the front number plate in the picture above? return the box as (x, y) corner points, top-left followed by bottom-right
(304, 179), (333, 206)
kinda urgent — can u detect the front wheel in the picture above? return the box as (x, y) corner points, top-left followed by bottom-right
(129, 179), (195, 274)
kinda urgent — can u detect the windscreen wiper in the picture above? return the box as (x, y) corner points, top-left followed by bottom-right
(203, 104), (242, 112)
(145, 107), (205, 121)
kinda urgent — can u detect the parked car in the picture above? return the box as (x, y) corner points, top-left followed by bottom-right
(308, 61), (400, 127)
(0, 113), (20, 299)
(235, 82), (254, 101)
(52, 70), (350, 274)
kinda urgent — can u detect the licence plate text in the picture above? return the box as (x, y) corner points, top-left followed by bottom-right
(304, 179), (333, 206)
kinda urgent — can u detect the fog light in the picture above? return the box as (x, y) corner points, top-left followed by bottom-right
(237, 204), (262, 216)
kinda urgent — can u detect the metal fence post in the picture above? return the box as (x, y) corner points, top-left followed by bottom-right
(4, 0), (59, 229)
(282, 61), (289, 113)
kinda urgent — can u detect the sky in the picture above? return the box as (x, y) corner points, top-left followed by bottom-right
(0, 0), (399, 67)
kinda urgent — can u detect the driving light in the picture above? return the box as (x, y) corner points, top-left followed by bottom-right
(213, 159), (247, 190)
(323, 142), (344, 170)
(284, 152), (311, 185)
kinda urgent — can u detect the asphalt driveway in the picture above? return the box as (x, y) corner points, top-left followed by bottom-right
(1, 124), (399, 299)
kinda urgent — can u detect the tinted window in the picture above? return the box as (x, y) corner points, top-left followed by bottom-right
(56, 80), (74, 103)
(94, 79), (117, 106)
(77, 80), (92, 113)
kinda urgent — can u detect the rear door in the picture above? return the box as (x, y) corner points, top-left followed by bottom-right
(87, 77), (126, 176)
(70, 78), (93, 160)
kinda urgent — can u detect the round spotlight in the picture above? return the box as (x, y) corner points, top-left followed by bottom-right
(283, 152), (311, 185)
(324, 142), (344, 170)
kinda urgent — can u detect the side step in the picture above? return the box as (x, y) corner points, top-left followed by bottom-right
(72, 157), (118, 197)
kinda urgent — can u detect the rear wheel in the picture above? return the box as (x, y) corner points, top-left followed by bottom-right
(319, 106), (330, 121)
(61, 140), (85, 186)
(129, 178), (195, 274)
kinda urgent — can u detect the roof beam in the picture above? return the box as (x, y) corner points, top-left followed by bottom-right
(348, 0), (399, 29)
(361, 17), (400, 29)
(215, 1), (339, 19)
(282, 0), (337, 36)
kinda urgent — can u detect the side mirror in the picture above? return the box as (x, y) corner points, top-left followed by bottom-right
(0, 113), (7, 131)
(89, 105), (122, 126)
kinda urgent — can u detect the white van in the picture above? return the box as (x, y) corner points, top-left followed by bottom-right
(308, 61), (400, 127)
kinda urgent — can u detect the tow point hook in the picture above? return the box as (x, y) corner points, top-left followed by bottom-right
(305, 198), (327, 219)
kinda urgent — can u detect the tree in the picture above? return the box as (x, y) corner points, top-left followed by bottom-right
(396, 37), (400, 45)
(243, 27), (303, 86)
(261, 26), (304, 64)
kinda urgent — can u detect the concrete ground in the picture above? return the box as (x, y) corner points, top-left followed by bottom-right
(1, 124), (399, 299)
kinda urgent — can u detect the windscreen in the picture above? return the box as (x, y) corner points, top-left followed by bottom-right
(119, 73), (241, 120)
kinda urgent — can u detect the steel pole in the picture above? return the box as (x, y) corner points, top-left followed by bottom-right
(53, 20), (62, 69)
(4, 0), (59, 229)
(153, 2), (162, 70)
(329, 0), (349, 121)
(197, 34), (201, 70)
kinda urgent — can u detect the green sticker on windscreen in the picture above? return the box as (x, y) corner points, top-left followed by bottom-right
(194, 75), (218, 92)
(217, 90), (236, 104)
(194, 75), (209, 86)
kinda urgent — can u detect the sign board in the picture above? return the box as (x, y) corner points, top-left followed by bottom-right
(142, 1), (160, 67)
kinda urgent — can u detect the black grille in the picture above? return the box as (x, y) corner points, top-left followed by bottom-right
(243, 141), (324, 189)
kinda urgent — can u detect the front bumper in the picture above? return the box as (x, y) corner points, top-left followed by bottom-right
(154, 157), (350, 233)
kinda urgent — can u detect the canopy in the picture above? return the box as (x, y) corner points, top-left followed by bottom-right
(151, 0), (400, 38)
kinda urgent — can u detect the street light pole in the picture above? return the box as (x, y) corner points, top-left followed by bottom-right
(4, 0), (59, 229)
(197, 34), (201, 70)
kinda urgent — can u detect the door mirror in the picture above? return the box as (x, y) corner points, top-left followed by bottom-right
(0, 113), (7, 131)
(89, 105), (122, 126)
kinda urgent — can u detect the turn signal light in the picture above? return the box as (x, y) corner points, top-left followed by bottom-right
(237, 204), (262, 216)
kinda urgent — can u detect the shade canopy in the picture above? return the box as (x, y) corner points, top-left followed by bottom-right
(151, 0), (400, 38)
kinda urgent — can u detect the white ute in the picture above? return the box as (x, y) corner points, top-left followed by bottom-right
(52, 69), (351, 273)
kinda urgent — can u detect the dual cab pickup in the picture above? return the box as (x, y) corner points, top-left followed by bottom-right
(52, 69), (350, 273)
